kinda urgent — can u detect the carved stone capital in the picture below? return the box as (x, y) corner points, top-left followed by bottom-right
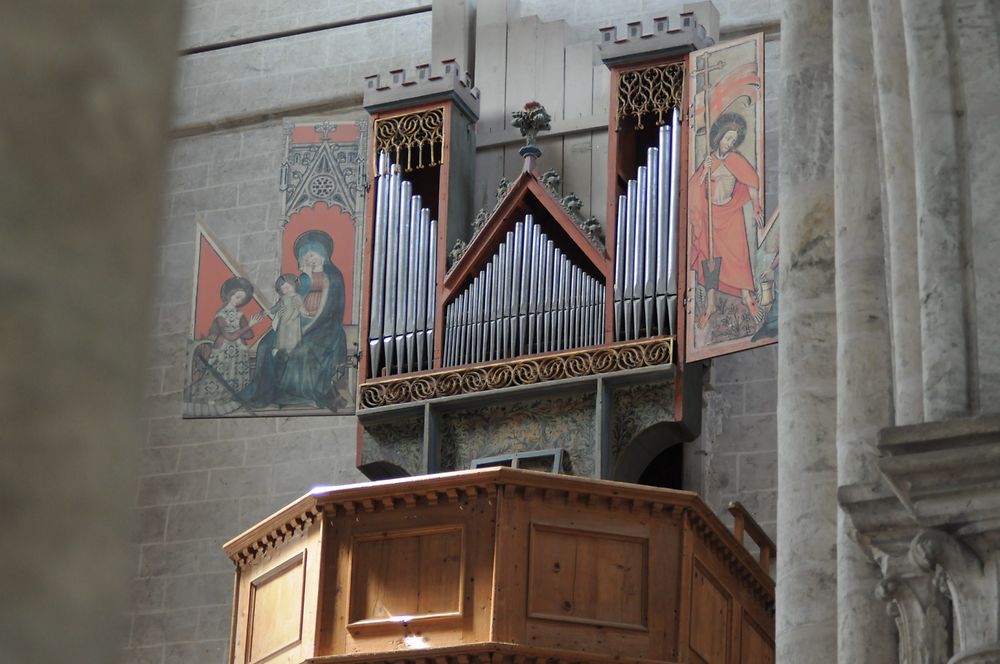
(909, 529), (998, 660)
(947, 645), (1000, 664)
(875, 570), (951, 664)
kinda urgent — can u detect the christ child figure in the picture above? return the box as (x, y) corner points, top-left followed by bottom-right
(271, 273), (308, 353)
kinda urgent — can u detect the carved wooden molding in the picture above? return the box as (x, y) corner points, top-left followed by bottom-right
(306, 641), (668, 664)
(231, 507), (322, 569)
(685, 508), (775, 612)
(359, 337), (673, 409)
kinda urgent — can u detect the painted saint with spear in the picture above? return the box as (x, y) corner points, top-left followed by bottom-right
(688, 52), (764, 328)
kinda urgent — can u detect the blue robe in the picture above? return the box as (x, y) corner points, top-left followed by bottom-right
(241, 262), (347, 410)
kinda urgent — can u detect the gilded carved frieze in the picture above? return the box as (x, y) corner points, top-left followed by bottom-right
(359, 337), (673, 409)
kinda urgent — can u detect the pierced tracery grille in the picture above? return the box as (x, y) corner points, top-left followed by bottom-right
(373, 107), (444, 172)
(616, 62), (685, 130)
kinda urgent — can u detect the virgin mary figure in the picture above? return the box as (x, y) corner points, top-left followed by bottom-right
(241, 230), (347, 410)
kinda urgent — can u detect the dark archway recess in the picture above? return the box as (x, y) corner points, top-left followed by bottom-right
(357, 461), (411, 481)
(613, 421), (685, 489)
(637, 443), (683, 489)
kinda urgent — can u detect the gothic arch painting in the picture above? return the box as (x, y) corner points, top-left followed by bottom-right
(183, 119), (368, 417)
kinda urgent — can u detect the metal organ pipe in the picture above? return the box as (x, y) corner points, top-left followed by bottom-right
(655, 122), (670, 337)
(644, 146), (659, 337)
(527, 222), (542, 355)
(614, 109), (681, 341)
(614, 195), (626, 341)
(368, 152), (390, 378)
(367, 151), (438, 377)
(441, 214), (605, 366)
(666, 109), (681, 335)
(623, 179), (637, 340)
(393, 181), (412, 370)
(633, 165), (648, 341)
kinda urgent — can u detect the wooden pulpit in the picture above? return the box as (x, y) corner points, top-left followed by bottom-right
(224, 468), (774, 664)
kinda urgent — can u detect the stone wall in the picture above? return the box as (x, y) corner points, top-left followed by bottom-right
(692, 348), (778, 541)
(130, 120), (371, 664)
(125, 2), (782, 662)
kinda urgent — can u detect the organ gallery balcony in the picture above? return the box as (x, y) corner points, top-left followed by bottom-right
(224, 468), (774, 664)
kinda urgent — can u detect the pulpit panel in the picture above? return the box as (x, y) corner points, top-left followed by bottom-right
(317, 489), (496, 656)
(349, 526), (464, 624)
(689, 561), (731, 664)
(528, 524), (648, 630)
(229, 516), (324, 664)
(738, 611), (774, 664)
(247, 553), (307, 664)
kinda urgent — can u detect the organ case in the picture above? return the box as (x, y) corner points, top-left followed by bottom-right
(360, 61), (480, 380)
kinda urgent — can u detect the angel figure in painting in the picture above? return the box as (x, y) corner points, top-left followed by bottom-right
(688, 112), (764, 328)
(184, 277), (265, 416)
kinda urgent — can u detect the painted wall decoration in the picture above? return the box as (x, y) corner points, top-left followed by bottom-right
(184, 120), (368, 417)
(440, 394), (596, 477)
(685, 33), (777, 361)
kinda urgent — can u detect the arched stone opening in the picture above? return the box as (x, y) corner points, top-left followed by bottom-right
(358, 460), (410, 481)
(613, 422), (685, 489)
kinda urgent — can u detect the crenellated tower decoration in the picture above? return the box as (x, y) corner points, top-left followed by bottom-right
(360, 59), (480, 380)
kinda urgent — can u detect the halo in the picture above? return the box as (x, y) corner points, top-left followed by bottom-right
(293, 229), (334, 260)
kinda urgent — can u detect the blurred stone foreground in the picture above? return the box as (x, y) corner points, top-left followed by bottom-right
(0, 2), (183, 662)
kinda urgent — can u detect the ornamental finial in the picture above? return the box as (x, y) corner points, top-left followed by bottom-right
(511, 101), (551, 172)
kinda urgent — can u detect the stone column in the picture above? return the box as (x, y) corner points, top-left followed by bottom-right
(951, 0), (1000, 411)
(0, 1), (182, 662)
(869, 0), (923, 426)
(776, 1), (838, 661)
(833, 0), (898, 660)
(900, 0), (973, 422)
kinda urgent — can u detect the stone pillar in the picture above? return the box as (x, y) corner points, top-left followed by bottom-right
(0, 1), (182, 662)
(833, 0), (898, 660)
(951, 0), (1000, 411)
(869, 0), (923, 426)
(900, 0), (973, 421)
(776, 1), (838, 661)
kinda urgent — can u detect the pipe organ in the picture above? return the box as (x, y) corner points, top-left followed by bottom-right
(613, 109), (681, 342)
(358, 56), (691, 413)
(355, 10), (729, 460)
(367, 151), (438, 377)
(443, 214), (605, 366)
(360, 43), (709, 411)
